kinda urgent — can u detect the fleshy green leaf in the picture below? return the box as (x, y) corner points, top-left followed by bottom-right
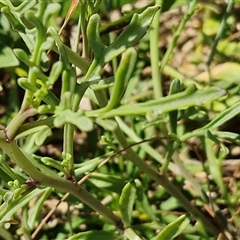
(34, 125), (51, 146)
(214, 131), (240, 144)
(82, 5), (160, 81)
(74, 157), (105, 177)
(0, 188), (47, 222)
(119, 181), (137, 227)
(28, 188), (52, 228)
(41, 157), (66, 173)
(153, 214), (190, 240)
(202, 101), (240, 130)
(68, 230), (118, 240)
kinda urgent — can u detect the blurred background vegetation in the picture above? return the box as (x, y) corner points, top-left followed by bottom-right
(1, 0), (240, 239)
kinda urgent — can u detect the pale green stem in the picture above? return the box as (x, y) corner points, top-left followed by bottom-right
(109, 32), (118, 75)
(150, 0), (162, 98)
(160, 0), (198, 71)
(73, 6), (82, 54)
(207, 0), (234, 66)
(63, 123), (75, 178)
(162, 64), (185, 80)
(6, 5), (47, 138)
(21, 8), (45, 110)
(80, 2), (90, 59)
(204, 138), (226, 197)
(7, 68), (38, 139)
(62, 70), (75, 178)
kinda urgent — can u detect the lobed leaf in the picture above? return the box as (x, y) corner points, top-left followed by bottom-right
(82, 5), (160, 81)
(98, 86), (226, 118)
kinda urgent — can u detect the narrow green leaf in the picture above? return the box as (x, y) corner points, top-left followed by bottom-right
(153, 214), (190, 240)
(214, 131), (240, 144)
(48, 61), (63, 85)
(48, 27), (70, 67)
(0, 220), (14, 240)
(204, 138), (226, 197)
(0, 156), (25, 182)
(135, 179), (156, 222)
(205, 130), (229, 155)
(68, 230), (118, 240)
(106, 47), (137, 110)
(15, 0), (37, 14)
(168, 79), (182, 134)
(90, 48), (137, 115)
(41, 157), (65, 173)
(14, 48), (34, 67)
(74, 157), (104, 177)
(34, 126), (51, 146)
(42, 91), (59, 107)
(50, 42), (90, 74)
(28, 188), (52, 228)
(1, 6), (25, 32)
(18, 77), (37, 92)
(1, 188), (47, 222)
(203, 101), (240, 130)
(89, 173), (125, 194)
(86, 14), (106, 57)
(119, 181), (137, 227)
(3, 192), (14, 204)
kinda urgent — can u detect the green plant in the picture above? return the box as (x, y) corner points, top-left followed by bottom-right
(0, 0), (240, 239)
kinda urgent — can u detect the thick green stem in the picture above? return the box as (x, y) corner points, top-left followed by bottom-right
(63, 123), (75, 178)
(0, 130), (122, 228)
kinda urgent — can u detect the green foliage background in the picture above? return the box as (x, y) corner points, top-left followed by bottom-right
(0, 0), (240, 239)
